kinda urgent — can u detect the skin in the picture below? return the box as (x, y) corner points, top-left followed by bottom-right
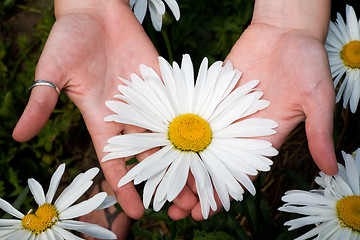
(169, 0), (339, 221)
(12, 0), (197, 223)
(13, 0), (338, 226)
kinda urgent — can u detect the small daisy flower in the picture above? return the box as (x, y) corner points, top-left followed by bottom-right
(279, 148), (360, 240)
(0, 164), (117, 239)
(325, 4), (360, 113)
(130, 0), (180, 31)
(103, 54), (278, 219)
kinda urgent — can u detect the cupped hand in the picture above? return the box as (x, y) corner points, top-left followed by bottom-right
(12, 0), (197, 220)
(189, 22), (338, 220)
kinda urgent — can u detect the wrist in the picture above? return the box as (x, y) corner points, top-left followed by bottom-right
(251, 0), (331, 42)
(54, 0), (129, 18)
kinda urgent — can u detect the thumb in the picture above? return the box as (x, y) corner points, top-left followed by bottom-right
(304, 90), (338, 175)
(12, 46), (65, 142)
(12, 82), (60, 142)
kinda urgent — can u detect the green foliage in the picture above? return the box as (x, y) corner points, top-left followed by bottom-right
(0, 2), (83, 212)
(145, 0), (254, 67)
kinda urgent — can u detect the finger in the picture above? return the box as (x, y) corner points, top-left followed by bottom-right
(168, 186), (198, 220)
(101, 158), (145, 219)
(168, 205), (190, 220)
(12, 84), (59, 142)
(12, 23), (68, 143)
(88, 118), (146, 219)
(304, 89), (338, 175)
(191, 191), (222, 221)
(171, 185), (198, 212)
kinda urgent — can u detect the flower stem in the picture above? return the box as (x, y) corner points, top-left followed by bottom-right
(161, 28), (173, 63)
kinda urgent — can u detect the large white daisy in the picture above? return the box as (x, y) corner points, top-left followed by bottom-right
(102, 54), (278, 219)
(325, 4), (360, 113)
(0, 164), (117, 239)
(279, 148), (360, 240)
(130, 0), (180, 31)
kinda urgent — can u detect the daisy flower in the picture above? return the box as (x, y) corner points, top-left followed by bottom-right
(0, 164), (117, 239)
(102, 54), (278, 219)
(130, 0), (180, 31)
(325, 4), (360, 113)
(279, 148), (360, 240)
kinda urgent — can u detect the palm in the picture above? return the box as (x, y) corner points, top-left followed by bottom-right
(226, 23), (337, 174)
(14, 3), (159, 219)
(189, 23), (338, 221)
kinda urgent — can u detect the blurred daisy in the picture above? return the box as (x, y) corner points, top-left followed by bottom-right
(103, 54), (278, 219)
(325, 4), (360, 113)
(279, 148), (360, 239)
(0, 164), (117, 239)
(130, 0), (180, 31)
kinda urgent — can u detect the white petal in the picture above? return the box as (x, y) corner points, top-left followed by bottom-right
(106, 133), (168, 148)
(133, 147), (180, 184)
(346, 5), (360, 40)
(102, 147), (149, 162)
(2, 229), (32, 239)
(28, 178), (45, 206)
(210, 92), (258, 132)
(201, 151), (231, 211)
(42, 229), (56, 240)
(180, 54), (195, 112)
(52, 225), (84, 240)
(208, 79), (259, 123)
(282, 190), (335, 206)
(59, 192), (106, 220)
(143, 169), (166, 209)
(214, 118), (278, 138)
(209, 144), (258, 176)
(0, 219), (21, 227)
(155, 154), (183, 201)
(105, 101), (166, 133)
(55, 168), (99, 212)
(118, 145), (173, 187)
(279, 205), (334, 216)
(167, 153), (190, 201)
(163, 0), (180, 20)
(95, 196), (117, 210)
(342, 151), (359, 194)
(149, 1), (163, 31)
(153, 198), (166, 212)
(158, 57), (182, 115)
(349, 74), (360, 113)
(192, 57), (209, 114)
(0, 198), (24, 219)
(211, 141), (272, 172)
(289, 215), (336, 231)
(133, 0), (147, 24)
(57, 220), (117, 239)
(46, 164), (65, 204)
(0, 229), (20, 238)
(189, 154), (217, 211)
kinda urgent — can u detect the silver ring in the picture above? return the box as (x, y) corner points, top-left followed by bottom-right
(29, 80), (60, 95)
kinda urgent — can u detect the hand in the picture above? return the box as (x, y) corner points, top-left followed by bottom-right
(188, 0), (338, 220)
(12, 0), (197, 220)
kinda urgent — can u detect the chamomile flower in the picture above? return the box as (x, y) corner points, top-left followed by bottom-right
(130, 0), (180, 31)
(0, 164), (117, 239)
(325, 4), (360, 113)
(279, 149), (360, 240)
(103, 54), (278, 219)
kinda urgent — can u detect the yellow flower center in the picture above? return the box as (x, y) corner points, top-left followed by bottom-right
(21, 203), (59, 234)
(336, 195), (360, 232)
(340, 40), (360, 68)
(168, 113), (212, 152)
